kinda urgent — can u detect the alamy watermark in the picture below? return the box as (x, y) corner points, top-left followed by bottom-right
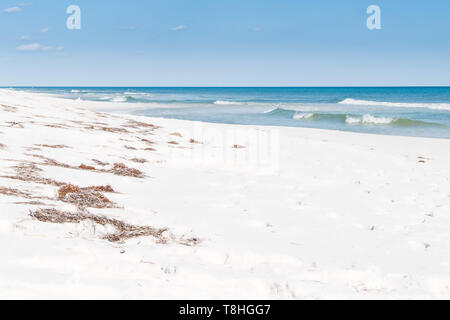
(66, 5), (81, 30)
(367, 5), (381, 30)
(167, 123), (280, 174)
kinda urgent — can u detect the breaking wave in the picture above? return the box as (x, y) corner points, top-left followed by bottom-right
(263, 107), (441, 127)
(213, 100), (242, 105)
(339, 98), (450, 110)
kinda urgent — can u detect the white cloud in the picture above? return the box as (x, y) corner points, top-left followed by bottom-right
(55, 46), (64, 51)
(40, 27), (49, 33)
(19, 35), (30, 41)
(16, 43), (51, 52)
(170, 25), (187, 31)
(3, 6), (21, 13)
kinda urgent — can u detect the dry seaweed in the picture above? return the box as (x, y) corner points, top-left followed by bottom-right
(111, 163), (144, 178)
(30, 208), (170, 243)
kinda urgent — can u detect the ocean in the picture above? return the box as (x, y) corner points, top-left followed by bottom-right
(13, 87), (450, 139)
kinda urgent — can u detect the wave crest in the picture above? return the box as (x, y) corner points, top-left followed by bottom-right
(213, 100), (241, 105)
(339, 98), (450, 110)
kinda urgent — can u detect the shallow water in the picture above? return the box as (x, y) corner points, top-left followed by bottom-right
(13, 87), (450, 139)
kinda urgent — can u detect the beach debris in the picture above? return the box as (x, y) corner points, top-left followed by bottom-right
(111, 162), (144, 177)
(0, 186), (33, 198)
(87, 185), (115, 193)
(124, 145), (137, 150)
(6, 121), (24, 128)
(1, 162), (66, 187)
(0, 143), (5, 149)
(168, 141), (179, 145)
(232, 144), (246, 149)
(79, 164), (96, 170)
(144, 147), (156, 151)
(123, 119), (160, 130)
(25, 155), (145, 178)
(57, 184), (115, 209)
(189, 139), (202, 144)
(100, 126), (129, 134)
(130, 158), (148, 163)
(0, 104), (18, 112)
(170, 132), (182, 137)
(29, 208), (198, 245)
(35, 144), (70, 149)
(140, 138), (155, 145)
(92, 159), (109, 166)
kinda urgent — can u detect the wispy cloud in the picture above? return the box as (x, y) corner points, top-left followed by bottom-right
(16, 43), (51, 52)
(3, 2), (30, 13)
(3, 6), (22, 13)
(19, 35), (30, 41)
(170, 25), (187, 31)
(40, 27), (50, 33)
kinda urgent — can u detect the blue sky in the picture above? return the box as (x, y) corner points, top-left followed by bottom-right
(1, 0), (449, 86)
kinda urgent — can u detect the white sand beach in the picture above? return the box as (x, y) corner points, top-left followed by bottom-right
(1, 88), (450, 299)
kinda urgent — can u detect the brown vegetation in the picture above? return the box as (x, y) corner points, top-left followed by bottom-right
(170, 132), (182, 137)
(111, 163), (144, 178)
(35, 144), (70, 149)
(57, 184), (114, 209)
(30, 208), (169, 243)
(130, 158), (148, 163)
(79, 164), (96, 170)
(92, 159), (109, 166)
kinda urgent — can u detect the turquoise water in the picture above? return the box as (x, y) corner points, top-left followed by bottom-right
(14, 87), (450, 139)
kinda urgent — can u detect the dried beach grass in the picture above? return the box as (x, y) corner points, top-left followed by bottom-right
(28, 155), (145, 178)
(30, 208), (169, 243)
(170, 132), (182, 137)
(35, 144), (70, 149)
(92, 159), (109, 166)
(57, 184), (115, 209)
(1, 162), (66, 187)
(111, 163), (144, 178)
(0, 186), (32, 198)
(130, 158), (148, 163)
(79, 164), (96, 170)
(1, 104), (18, 112)
(123, 120), (160, 130)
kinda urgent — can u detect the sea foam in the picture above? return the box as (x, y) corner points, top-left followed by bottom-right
(339, 98), (450, 110)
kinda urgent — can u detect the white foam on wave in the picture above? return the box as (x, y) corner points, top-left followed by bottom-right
(263, 107), (279, 114)
(339, 98), (450, 110)
(213, 100), (241, 105)
(346, 114), (394, 125)
(111, 96), (127, 103)
(293, 112), (314, 120)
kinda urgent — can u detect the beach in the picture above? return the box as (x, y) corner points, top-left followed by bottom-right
(1, 88), (450, 299)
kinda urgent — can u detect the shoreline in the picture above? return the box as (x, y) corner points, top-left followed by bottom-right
(1, 89), (450, 299)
